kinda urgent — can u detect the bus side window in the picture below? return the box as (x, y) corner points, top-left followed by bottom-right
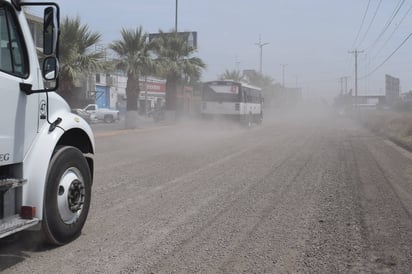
(246, 88), (251, 103)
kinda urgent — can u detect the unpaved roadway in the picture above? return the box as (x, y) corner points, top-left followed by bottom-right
(1, 108), (412, 273)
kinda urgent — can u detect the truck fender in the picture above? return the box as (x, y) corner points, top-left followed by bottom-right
(22, 111), (94, 222)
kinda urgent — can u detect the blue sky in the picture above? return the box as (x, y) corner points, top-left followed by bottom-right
(50, 0), (412, 100)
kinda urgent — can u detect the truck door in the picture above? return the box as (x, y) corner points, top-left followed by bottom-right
(0, 5), (37, 165)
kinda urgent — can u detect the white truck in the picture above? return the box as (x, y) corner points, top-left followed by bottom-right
(73, 104), (120, 123)
(0, 0), (94, 245)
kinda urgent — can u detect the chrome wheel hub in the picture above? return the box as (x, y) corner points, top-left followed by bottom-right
(57, 167), (85, 224)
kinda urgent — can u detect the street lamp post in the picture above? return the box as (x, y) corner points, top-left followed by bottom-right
(255, 36), (269, 74)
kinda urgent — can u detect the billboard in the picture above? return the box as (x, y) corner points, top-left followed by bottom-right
(385, 74), (400, 104)
(139, 80), (165, 93)
(149, 31), (197, 49)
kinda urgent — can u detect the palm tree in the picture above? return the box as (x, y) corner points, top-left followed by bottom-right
(109, 27), (154, 129)
(245, 70), (275, 88)
(59, 16), (103, 105)
(152, 31), (205, 113)
(219, 69), (244, 82)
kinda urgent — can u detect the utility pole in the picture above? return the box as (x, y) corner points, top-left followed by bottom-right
(280, 64), (287, 87)
(175, 0), (178, 32)
(234, 55), (240, 70)
(144, 76), (148, 116)
(255, 35), (269, 74)
(339, 76), (350, 95)
(343, 76), (349, 94)
(349, 50), (363, 109)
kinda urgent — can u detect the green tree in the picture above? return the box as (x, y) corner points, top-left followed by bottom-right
(244, 70), (274, 88)
(59, 16), (103, 105)
(243, 70), (280, 109)
(152, 31), (205, 112)
(219, 69), (244, 82)
(109, 27), (155, 129)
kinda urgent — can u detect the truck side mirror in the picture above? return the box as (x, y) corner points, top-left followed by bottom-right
(42, 56), (59, 80)
(43, 7), (58, 55)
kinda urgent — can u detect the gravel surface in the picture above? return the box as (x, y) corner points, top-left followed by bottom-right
(1, 108), (412, 273)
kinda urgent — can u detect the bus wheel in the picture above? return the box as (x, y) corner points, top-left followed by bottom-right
(257, 113), (263, 125)
(247, 114), (253, 128)
(42, 146), (91, 245)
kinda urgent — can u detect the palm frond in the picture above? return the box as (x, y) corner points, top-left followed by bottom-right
(59, 16), (103, 87)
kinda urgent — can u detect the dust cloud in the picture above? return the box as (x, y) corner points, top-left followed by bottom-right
(137, 100), (336, 158)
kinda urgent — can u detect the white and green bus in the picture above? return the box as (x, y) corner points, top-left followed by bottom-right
(201, 80), (263, 126)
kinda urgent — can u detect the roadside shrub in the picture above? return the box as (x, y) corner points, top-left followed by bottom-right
(400, 115), (412, 137)
(359, 110), (412, 147)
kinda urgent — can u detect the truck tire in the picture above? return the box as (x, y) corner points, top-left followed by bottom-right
(42, 146), (91, 245)
(104, 115), (114, 123)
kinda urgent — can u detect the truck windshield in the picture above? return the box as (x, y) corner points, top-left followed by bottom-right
(0, 6), (28, 77)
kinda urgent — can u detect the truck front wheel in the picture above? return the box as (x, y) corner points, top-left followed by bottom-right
(42, 146), (91, 245)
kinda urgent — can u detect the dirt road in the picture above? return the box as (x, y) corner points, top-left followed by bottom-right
(1, 109), (412, 273)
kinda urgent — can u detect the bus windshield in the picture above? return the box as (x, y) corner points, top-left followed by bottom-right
(202, 82), (241, 102)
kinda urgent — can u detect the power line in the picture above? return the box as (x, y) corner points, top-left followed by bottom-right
(346, 0), (372, 74)
(371, 4), (412, 61)
(361, 32), (412, 79)
(352, 0), (372, 49)
(366, 0), (405, 51)
(356, 0), (382, 49)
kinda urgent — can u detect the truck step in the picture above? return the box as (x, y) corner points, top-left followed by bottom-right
(0, 178), (26, 191)
(0, 215), (39, 239)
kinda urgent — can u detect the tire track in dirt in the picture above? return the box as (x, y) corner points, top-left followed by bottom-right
(136, 127), (321, 273)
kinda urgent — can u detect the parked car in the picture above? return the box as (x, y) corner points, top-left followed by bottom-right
(73, 104), (120, 123)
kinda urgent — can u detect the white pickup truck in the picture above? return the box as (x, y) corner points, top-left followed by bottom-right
(74, 104), (120, 123)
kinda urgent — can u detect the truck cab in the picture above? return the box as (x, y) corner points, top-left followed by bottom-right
(0, 0), (95, 245)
